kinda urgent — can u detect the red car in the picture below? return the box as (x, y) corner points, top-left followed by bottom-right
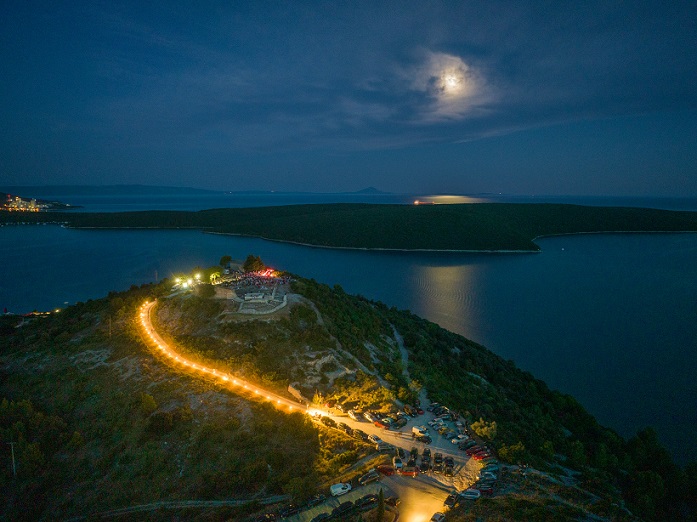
(399, 466), (419, 478)
(465, 446), (485, 456)
(376, 465), (395, 476)
(472, 452), (492, 460)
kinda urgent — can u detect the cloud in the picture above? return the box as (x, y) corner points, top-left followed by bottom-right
(406, 51), (494, 123)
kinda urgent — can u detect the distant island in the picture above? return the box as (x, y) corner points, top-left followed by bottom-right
(1, 202), (696, 251)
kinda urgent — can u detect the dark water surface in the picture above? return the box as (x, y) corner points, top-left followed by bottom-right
(1, 194), (696, 462)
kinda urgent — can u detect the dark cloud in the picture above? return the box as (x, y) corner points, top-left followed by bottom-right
(1, 1), (696, 194)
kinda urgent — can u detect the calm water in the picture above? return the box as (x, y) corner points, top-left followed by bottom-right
(1, 194), (696, 462)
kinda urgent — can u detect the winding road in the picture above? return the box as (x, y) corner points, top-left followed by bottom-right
(139, 300), (305, 413)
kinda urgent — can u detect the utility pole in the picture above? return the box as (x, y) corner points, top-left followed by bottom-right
(7, 442), (16, 478)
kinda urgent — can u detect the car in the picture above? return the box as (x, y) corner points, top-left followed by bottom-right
(434, 453), (444, 464)
(480, 471), (497, 481)
(473, 452), (492, 461)
(385, 496), (400, 507)
(352, 429), (368, 441)
(481, 464), (499, 472)
(377, 442), (395, 453)
(430, 513), (446, 522)
(332, 501), (355, 517)
(396, 447), (406, 459)
(444, 430), (457, 439)
(358, 469), (381, 485)
(338, 422), (349, 431)
(459, 489), (482, 500)
(428, 419), (443, 428)
(465, 446), (484, 455)
(427, 403), (440, 412)
(419, 461), (431, 473)
(330, 482), (352, 497)
(368, 434), (382, 444)
(321, 416), (336, 428)
(306, 493), (326, 508)
(364, 411), (378, 422)
(279, 504), (300, 517)
(407, 458), (416, 468)
(348, 409), (361, 421)
(444, 456), (455, 466)
(423, 447), (432, 459)
(355, 494), (379, 510)
(374, 420), (389, 429)
(451, 434), (468, 444)
(459, 440), (478, 451)
(254, 514), (277, 522)
(376, 464), (395, 476)
(433, 463), (444, 474)
(392, 457), (403, 470)
(400, 466), (419, 478)
(415, 406), (425, 415)
(477, 485), (495, 495)
(309, 513), (331, 522)
(444, 465), (454, 477)
(444, 493), (458, 508)
(416, 435), (432, 444)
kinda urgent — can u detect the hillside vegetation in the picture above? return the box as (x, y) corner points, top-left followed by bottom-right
(3, 203), (697, 250)
(1, 272), (696, 520)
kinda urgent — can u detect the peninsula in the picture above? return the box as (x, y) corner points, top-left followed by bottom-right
(2, 203), (697, 251)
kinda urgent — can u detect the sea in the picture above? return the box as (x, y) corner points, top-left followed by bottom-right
(1, 191), (696, 463)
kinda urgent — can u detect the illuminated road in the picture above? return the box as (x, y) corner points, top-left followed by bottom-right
(138, 300), (304, 414)
(138, 299), (478, 521)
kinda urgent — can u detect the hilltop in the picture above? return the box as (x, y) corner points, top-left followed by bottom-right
(0, 267), (695, 521)
(2, 203), (696, 251)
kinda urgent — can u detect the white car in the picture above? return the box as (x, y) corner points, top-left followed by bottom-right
(330, 482), (352, 497)
(368, 434), (382, 444)
(451, 434), (468, 444)
(459, 489), (481, 500)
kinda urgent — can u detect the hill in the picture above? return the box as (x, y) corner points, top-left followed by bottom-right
(0, 268), (695, 521)
(2, 203), (697, 251)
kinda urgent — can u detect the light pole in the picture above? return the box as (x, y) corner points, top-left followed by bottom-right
(7, 442), (16, 478)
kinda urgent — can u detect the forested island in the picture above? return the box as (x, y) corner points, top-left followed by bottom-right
(2, 203), (696, 251)
(1, 262), (696, 521)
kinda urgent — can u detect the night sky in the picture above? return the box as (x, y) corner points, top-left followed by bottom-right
(1, 1), (696, 195)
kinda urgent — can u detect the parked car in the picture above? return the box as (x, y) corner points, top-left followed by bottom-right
(376, 464), (395, 476)
(377, 442), (394, 453)
(400, 466), (419, 477)
(309, 513), (330, 522)
(444, 456), (455, 466)
(279, 504), (300, 517)
(473, 452), (492, 461)
(444, 466), (454, 477)
(407, 458), (416, 468)
(338, 422), (349, 431)
(480, 471), (497, 481)
(465, 446), (484, 455)
(427, 403), (440, 412)
(385, 496), (400, 507)
(348, 409), (361, 421)
(451, 434), (468, 444)
(321, 416), (336, 428)
(330, 483), (352, 497)
(306, 493), (326, 508)
(353, 429), (368, 441)
(355, 494), (379, 510)
(433, 462), (444, 474)
(419, 461), (431, 473)
(459, 489), (482, 500)
(434, 453), (444, 464)
(332, 501), (355, 517)
(459, 440), (478, 451)
(396, 447), (406, 459)
(253, 514), (277, 522)
(358, 469), (380, 485)
(364, 411), (378, 422)
(392, 457), (403, 470)
(444, 493), (458, 508)
(416, 435), (432, 444)
(430, 513), (446, 522)
(423, 447), (431, 459)
(368, 434), (382, 444)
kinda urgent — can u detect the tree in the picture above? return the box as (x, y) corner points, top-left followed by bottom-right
(376, 487), (385, 521)
(569, 440), (587, 468)
(198, 284), (216, 299)
(243, 254), (265, 272)
(499, 441), (527, 464)
(471, 417), (497, 440)
(140, 393), (157, 415)
(219, 255), (232, 267)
